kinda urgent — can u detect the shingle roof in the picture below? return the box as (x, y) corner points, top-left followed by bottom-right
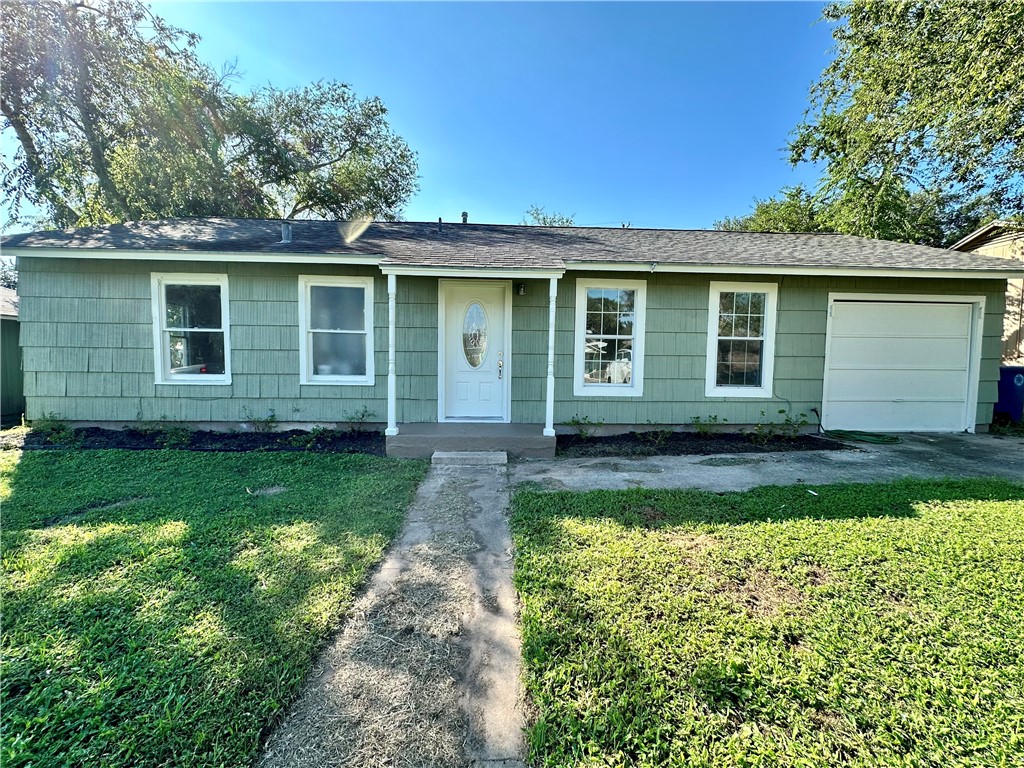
(2, 217), (1019, 274)
(0, 286), (18, 318)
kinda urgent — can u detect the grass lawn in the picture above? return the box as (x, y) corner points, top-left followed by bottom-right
(0, 445), (426, 767)
(511, 478), (1024, 767)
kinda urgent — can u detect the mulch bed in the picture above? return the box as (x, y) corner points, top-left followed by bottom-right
(3, 426), (848, 458)
(557, 430), (848, 458)
(4, 427), (386, 456)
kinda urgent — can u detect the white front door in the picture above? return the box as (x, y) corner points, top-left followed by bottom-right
(440, 281), (510, 421)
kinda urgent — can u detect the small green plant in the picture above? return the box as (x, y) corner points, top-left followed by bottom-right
(287, 426), (338, 450)
(342, 406), (377, 432)
(638, 422), (674, 447)
(31, 413), (82, 447)
(750, 409), (808, 446)
(690, 415), (728, 436)
(137, 422), (193, 449)
(565, 415), (603, 440)
(241, 407), (278, 434)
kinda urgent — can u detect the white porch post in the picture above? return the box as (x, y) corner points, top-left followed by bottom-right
(543, 276), (558, 437)
(385, 273), (398, 436)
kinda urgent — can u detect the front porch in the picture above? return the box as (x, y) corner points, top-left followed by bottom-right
(386, 422), (556, 459)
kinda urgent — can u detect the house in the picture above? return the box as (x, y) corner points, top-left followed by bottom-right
(1, 285), (23, 422)
(2, 218), (1020, 457)
(949, 219), (1024, 364)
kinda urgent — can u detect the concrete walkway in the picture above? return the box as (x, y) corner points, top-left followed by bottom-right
(260, 462), (524, 768)
(510, 433), (1024, 492)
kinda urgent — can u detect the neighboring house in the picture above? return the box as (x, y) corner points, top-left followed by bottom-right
(949, 219), (1024, 364)
(1, 285), (23, 421)
(2, 218), (1021, 457)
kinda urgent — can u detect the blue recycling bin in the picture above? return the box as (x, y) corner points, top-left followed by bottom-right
(994, 366), (1024, 423)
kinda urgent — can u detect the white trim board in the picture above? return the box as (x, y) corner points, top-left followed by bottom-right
(821, 293), (986, 433)
(10, 247), (383, 265)
(563, 261), (1021, 279)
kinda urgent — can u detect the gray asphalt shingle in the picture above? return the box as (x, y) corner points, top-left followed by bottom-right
(2, 217), (1018, 273)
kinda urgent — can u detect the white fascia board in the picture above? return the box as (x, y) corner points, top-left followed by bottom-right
(564, 261), (1022, 279)
(380, 265), (565, 279)
(4, 247), (384, 266)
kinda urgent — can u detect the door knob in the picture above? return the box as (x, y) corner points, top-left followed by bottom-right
(497, 359), (503, 380)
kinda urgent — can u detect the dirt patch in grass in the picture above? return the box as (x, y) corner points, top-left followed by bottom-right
(557, 430), (847, 458)
(721, 568), (803, 617)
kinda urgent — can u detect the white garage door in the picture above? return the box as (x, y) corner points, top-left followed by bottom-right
(823, 300), (975, 432)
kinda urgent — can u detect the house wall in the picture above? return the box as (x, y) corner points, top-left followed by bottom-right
(512, 271), (1005, 428)
(963, 232), (1023, 363)
(17, 257), (1005, 429)
(1, 316), (23, 419)
(17, 257), (438, 424)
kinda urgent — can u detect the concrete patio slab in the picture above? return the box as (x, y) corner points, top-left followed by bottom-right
(510, 433), (1024, 492)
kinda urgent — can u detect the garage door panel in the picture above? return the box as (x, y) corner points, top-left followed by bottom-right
(832, 302), (971, 337)
(825, 400), (967, 432)
(823, 300), (974, 432)
(827, 368), (969, 401)
(827, 336), (970, 369)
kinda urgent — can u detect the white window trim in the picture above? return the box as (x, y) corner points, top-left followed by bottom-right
(298, 275), (376, 386)
(573, 278), (646, 397)
(151, 273), (231, 385)
(705, 281), (778, 399)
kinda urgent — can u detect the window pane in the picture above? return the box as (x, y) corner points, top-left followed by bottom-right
(165, 285), (221, 329)
(583, 337), (632, 384)
(168, 331), (225, 374)
(748, 315), (763, 336)
(716, 339), (762, 387)
(749, 293), (765, 314)
(462, 302), (488, 368)
(310, 286), (365, 331)
(718, 313), (735, 336)
(734, 315), (749, 338)
(312, 332), (366, 376)
(601, 312), (621, 335)
(719, 292), (735, 313)
(616, 315), (634, 336)
(735, 292), (751, 313)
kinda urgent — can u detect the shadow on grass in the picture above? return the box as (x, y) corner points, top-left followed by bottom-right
(0, 449), (426, 768)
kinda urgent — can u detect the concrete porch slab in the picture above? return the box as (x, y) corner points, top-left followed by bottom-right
(388, 422), (554, 459)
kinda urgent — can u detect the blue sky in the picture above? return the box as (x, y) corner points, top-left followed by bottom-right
(6, 1), (837, 231)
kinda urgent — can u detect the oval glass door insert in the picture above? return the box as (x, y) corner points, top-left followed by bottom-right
(462, 302), (488, 368)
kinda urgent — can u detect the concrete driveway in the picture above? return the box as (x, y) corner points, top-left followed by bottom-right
(510, 433), (1024, 492)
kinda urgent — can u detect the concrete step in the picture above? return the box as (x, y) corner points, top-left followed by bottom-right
(432, 450), (508, 466)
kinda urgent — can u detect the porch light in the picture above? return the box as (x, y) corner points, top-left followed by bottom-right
(517, 283), (526, 296)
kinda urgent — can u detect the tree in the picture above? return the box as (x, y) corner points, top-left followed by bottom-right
(0, 260), (16, 290)
(789, 1), (1024, 223)
(716, 182), (999, 248)
(522, 205), (575, 226)
(0, 0), (417, 228)
(715, 186), (825, 233)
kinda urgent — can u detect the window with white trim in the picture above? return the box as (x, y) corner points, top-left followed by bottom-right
(573, 279), (646, 397)
(152, 274), (230, 384)
(299, 275), (375, 385)
(705, 281), (778, 398)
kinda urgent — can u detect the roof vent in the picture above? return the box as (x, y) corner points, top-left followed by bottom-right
(280, 221), (292, 244)
(438, 217), (442, 233)
(461, 211), (468, 224)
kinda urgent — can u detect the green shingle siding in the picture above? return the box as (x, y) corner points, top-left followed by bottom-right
(17, 258), (1005, 428)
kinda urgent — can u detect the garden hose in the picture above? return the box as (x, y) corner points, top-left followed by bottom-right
(821, 429), (901, 444)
